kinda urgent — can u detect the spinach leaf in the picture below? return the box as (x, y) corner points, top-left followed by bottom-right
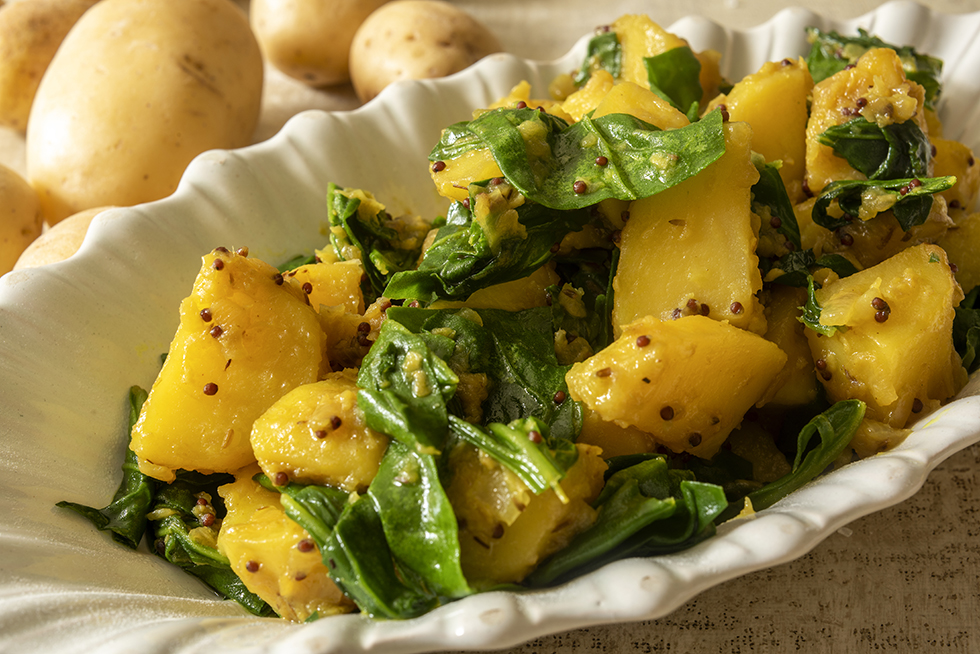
(384, 181), (590, 303)
(764, 249), (858, 287)
(746, 399), (866, 511)
(449, 415), (578, 501)
(812, 176), (955, 231)
(573, 28), (621, 85)
(327, 183), (429, 300)
(255, 473), (349, 546)
(322, 441), (471, 619)
(953, 286), (980, 373)
(385, 306), (582, 441)
(643, 46), (703, 119)
(805, 27), (943, 110)
(356, 319), (459, 455)
(798, 275), (846, 337)
(819, 117), (930, 181)
(56, 386), (154, 549)
(752, 156), (802, 250)
(550, 247), (618, 353)
(428, 107), (726, 211)
(527, 455), (727, 586)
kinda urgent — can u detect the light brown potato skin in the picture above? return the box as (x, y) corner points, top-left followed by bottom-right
(250, 0), (389, 87)
(349, 0), (501, 103)
(0, 163), (42, 275)
(13, 205), (113, 270)
(26, 0), (263, 225)
(0, 0), (99, 133)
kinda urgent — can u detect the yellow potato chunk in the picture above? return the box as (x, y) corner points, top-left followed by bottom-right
(575, 408), (658, 458)
(429, 263), (559, 311)
(805, 244), (967, 427)
(591, 80), (689, 130)
(217, 467), (354, 622)
(933, 137), (980, 217)
(762, 286), (820, 407)
(560, 69), (615, 123)
(446, 442), (606, 588)
(612, 121), (765, 335)
(610, 14), (687, 89)
(566, 315), (787, 459)
(250, 370), (389, 492)
(131, 248), (326, 481)
(706, 57), (813, 201)
(284, 259), (365, 314)
(939, 212), (980, 292)
(805, 48), (928, 195)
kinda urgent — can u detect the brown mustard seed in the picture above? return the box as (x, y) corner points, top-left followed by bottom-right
(621, 210), (630, 222)
(245, 560), (260, 573)
(912, 398), (924, 413)
(274, 472), (289, 486)
(688, 433), (702, 447)
(636, 334), (651, 347)
(330, 415), (343, 429)
(295, 572), (307, 581)
(717, 104), (729, 122)
(209, 325), (223, 338)
(770, 216), (782, 229)
(516, 100), (528, 109)
(213, 259), (224, 271)
(730, 301), (744, 315)
(573, 180), (588, 194)
(840, 232), (854, 247)
(357, 321), (371, 333)
(528, 430), (542, 444)
(815, 358), (828, 370)
(431, 160), (446, 173)
(686, 298), (699, 311)
(553, 390), (567, 404)
(297, 539), (315, 553)
(820, 370), (833, 381)
(874, 310), (889, 323)
(302, 282), (313, 294)
(492, 523), (505, 539)
(951, 262), (959, 273)
(200, 308), (212, 322)
(856, 97), (868, 108)
(200, 513), (215, 527)
(314, 429), (328, 439)
(196, 497), (209, 506)
(595, 155), (609, 166)
(215, 246), (230, 254)
(596, 367), (612, 378)
(660, 406), (674, 421)
(871, 297), (889, 311)
(203, 382), (218, 396)
(274, 273), (284, 285)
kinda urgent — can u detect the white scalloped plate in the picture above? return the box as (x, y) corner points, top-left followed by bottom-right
(3, 2), (980, 652)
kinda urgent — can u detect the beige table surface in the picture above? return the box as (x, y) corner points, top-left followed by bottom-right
(4, 1), (980, 652)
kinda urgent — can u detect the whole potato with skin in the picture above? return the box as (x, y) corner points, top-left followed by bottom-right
(0, 0), (100, 132)
(250, 0), (389, 87)
(349, 0), (501, 103)
(13, 206), (114, 270)
(26, 0), (263, 225)
(0, 163), (42, 275)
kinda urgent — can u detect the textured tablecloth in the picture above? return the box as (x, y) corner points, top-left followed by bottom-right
(3, 1), (980, 651)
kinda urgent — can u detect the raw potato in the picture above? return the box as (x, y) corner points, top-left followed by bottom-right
(13, 206), (113, 270)
(26, 0), (264, 225)
(349, 0), (501, 103)
(250, 0), (389, 87)
(0, 163), (42, 274)
(0, 0), (100, 132)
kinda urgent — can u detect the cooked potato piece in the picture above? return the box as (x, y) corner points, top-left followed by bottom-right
(446, 442), (606, 588)
(131, 248), (327, 482)
(592, 80), (689, 130)
(349, 0), (501, 103)
(217, 467), (355, 621)
(939, 212), (980, 292)
(250, 0), (388, 87)
(250, 370), (389, 492)
(26, 0), (264, 224)
(0, 0), (99, 132)
(283, 259), (365, 314)
(0, 163), (42, 274)
(805, 47), (928, 195)
(612, 121), (766, 335)
(761, 286), (820, 407)
(805, 244), (967, 427)
(706, 57), (813, 201)
(933, 137), (980, 217)
(566, 315), (787, 459)
(13, 206), (114, 270)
